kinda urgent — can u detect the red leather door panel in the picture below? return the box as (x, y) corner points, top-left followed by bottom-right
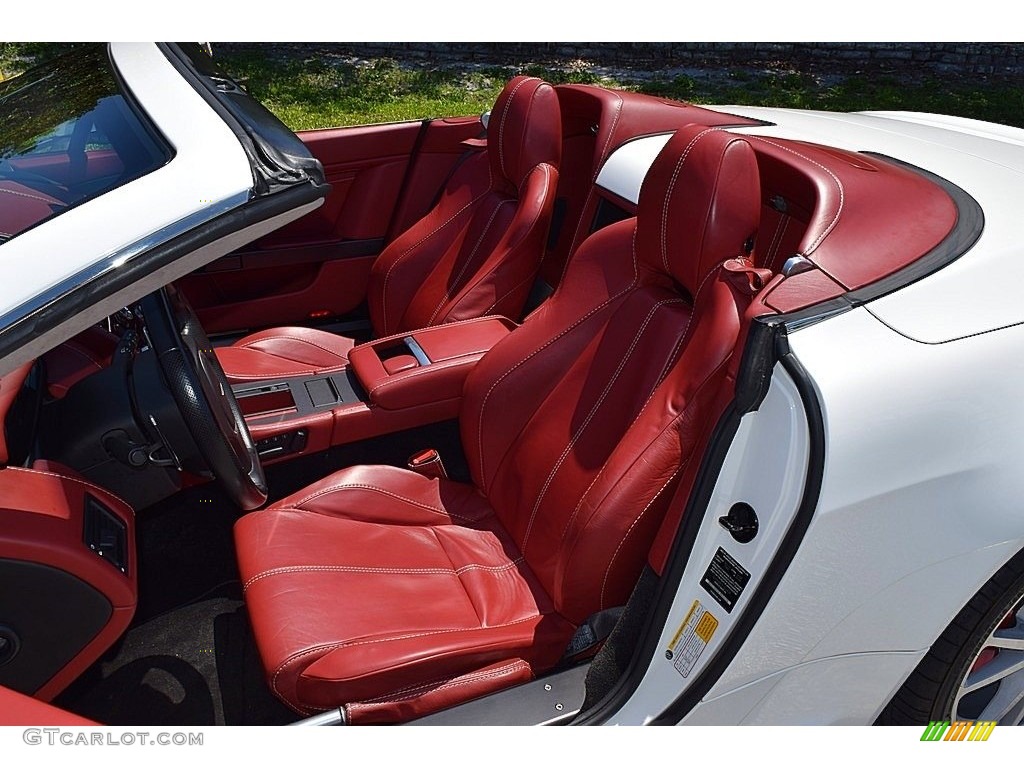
(181, 117), (485, 335)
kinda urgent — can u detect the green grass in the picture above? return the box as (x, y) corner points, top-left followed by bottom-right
(216, 53), (1024, 131)
(5, 44), (1024, 131)
(217, 54), (612, 130)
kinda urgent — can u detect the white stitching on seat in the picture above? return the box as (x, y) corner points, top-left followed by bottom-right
(520, 297), (686, 553)
(243, 557), (524, 591)
(475, 226), (640, 490)
(599, 469), (681, 609)
(292, 482), (453, 516)
(426, 198), (515, 326)
(239, 335), (349, 358)
(381, 192), (489, 333)
(595, 353), (733, 607)
(270, 615), (539, 699)
(764, 211), (787, 269)
(346, 659), (532, 709)
(660, 127), (721, 273)
(497, 77), (538, 180)
(226, 368), (339, 381)
(0, 186), (57, 204)
(444, 164), (552, 322)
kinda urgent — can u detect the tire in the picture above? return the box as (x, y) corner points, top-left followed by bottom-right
(878, 546), (1024, 725)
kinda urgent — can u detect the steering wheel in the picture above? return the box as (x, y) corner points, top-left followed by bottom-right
(140, 286), (267, 510)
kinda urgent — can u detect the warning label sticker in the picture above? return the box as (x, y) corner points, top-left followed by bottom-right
(699, 547), (750, 614)
(665, 599), (719, 678)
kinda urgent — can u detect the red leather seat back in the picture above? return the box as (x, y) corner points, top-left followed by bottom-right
(367, 76), (561, 336)
(461, 126), (761, 623)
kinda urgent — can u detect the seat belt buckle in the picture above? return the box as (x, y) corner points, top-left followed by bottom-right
(408, 449), (448, 480)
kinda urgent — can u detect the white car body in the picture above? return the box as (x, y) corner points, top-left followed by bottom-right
(2, 43), (1023, 728)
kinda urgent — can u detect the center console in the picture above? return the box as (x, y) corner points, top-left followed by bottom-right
(233, 316), (516, 463)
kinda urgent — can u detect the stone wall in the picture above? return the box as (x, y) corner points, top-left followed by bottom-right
(225, 42), (1024, 78)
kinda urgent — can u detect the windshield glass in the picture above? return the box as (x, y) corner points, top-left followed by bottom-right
(0, 44), (170, 245)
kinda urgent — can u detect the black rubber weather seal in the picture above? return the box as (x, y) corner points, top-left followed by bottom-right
(574, 328), (825, 725)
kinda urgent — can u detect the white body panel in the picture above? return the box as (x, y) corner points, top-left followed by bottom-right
(594, 133), (672, 204)
(618, 306), (1024, 724)
(608, 364), (812, 724)
(0, 43), (253, 326)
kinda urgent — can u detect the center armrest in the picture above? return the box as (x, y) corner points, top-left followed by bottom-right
(348, 316), (516, 411)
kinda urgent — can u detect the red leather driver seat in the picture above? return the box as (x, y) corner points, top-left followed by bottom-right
(234, 125), (765, 723)
(217, 76), (562, 383)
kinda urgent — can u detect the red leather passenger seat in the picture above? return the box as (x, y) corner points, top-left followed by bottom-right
(234, 125), (765, 723)
(217, 76), (562, 383)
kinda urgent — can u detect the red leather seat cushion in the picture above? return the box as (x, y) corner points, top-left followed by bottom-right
(234, 465), (573, 722)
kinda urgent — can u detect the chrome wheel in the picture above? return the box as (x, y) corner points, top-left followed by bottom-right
(952, 601), (1024, 724)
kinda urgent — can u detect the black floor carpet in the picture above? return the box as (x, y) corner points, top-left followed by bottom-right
(58, 589), (296, 726)
(57, 420), (470, 725)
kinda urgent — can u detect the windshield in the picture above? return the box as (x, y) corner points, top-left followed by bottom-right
(0, 44), (170, 244)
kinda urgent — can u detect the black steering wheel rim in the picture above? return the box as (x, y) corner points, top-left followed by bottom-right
(140, 286), (267, 510)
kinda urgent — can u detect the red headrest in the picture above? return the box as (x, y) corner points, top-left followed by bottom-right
(488, 76), (561, 191)
(637, 126), (760, 295)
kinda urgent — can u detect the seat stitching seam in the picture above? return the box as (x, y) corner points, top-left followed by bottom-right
(0, 186), (56, 204)
(226, 366), (344, 380)
(244, 557), (525, 591)
(497, 77), (537, 179)
(445, 164), (551, 321)
(381, 192), (489, 333)
(291, 482), (459, 516)
(599, 468), (682, 609)
(239, 336), (349, 358)
(556, 264), (720, 556)
(595, 352), (733, 606)
(660, 128), (721, 272)
(270, 616), (539, 698)
(347, 660), (531, 708)
(769, 216), (791, 272)
(476, 227), (639, 490)
(13, 468), (133, 512)
(521, 296), (686, 553)
(764, 212), (787, 268)
(424, 200), (516, 327)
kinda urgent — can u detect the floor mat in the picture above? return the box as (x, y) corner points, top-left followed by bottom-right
(58, 592), (296, 726)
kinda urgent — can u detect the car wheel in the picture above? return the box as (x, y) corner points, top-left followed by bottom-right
(879, 547), (1024, 725)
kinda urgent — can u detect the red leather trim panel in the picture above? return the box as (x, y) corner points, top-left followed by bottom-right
(218, 327), (355, 383)
(348, 317), (515, 410)
(744, 137), (957, 292)
(42, 326), (119, 399)
(0, 685), (97, 725)
(185, 255), (376, 335)
(0, 362), (33, 463)
(0, 461), (136, 700)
